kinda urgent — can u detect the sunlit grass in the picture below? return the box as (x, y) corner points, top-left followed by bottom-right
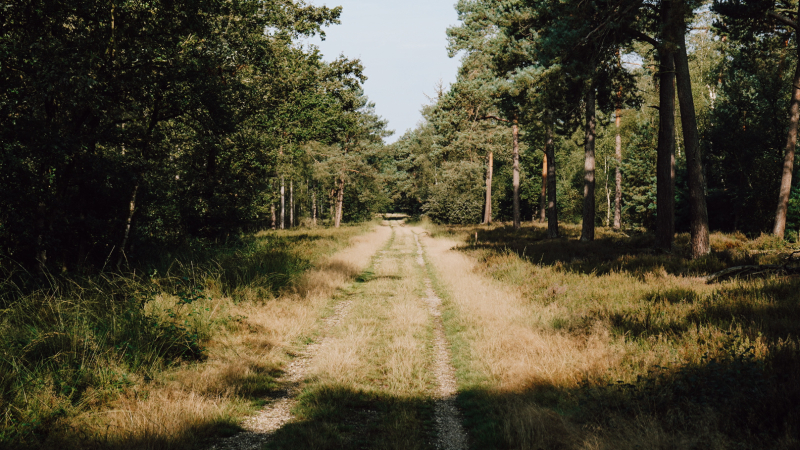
(421, 220), (800, 449)
(0, 222), (380, 449)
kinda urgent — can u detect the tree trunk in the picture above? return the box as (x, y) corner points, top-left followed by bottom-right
(280, 176), (285, 230)
(545, 116), (559, 238)
(334, 178), (345, 228)
(290, 179), (294, 228)
(774, 18), (800, 238)
(672, 2), (710, 258)
(312, 188), (317, 227)
(512, 121), (521, 230)
(614, 88), (623, 231)
(483, 151), (494, 225)
(271, 203), (276, 229)
(539, 153), (547, 223)
(581, 84), (597, 242)
(116, 183), (139, 269)
(655, 43), (677, 250)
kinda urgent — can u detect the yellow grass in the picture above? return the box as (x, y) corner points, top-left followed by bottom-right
(419, 221), (800, 449)
(30, 223), (391, 449)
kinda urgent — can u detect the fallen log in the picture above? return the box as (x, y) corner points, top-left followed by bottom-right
(703, 264), (800, 284)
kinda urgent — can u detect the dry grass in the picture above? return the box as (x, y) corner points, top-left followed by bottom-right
(420, 221), (800, 449)
(265, 223), (437, 450)
(2, 222), (391, 449)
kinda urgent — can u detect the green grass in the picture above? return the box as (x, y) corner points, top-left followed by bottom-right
(0, 223), (373, 449)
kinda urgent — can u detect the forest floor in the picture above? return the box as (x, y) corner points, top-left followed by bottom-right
(223, 219), (800, 449)
(6, 219), (800, 449)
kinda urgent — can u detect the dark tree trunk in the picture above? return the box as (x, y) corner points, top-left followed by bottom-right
(545, 117), (559, 238)
(656, 43), (677, 250)
(774, 14), (800, 238)
(539, 153), (547, 223)
(483, 151), (494, 224)
(581, 85), (597, 242)
(271, 203), (276, 229)
(290, 179), (294, 228)
(672, 1), (710, 258)
(512, 121), (521, 230)
(614, 88), (623, 231)
(116, 182), (139, 269)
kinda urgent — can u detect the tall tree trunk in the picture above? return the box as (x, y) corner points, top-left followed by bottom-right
(116, 183), (139, 269)
(290, 180), (294, 228)
(271, 203), (276, 230)
(512, 120), (521, 230)
(774, 20), (800, 238)
(280, 176), (285, 230)
(656, 44), (677, 250)
(545, 116), (559, 238)
(483, 151), (494, 224)
(334, 178), (345, 228)
(539, 153), (547, 223)
(614, 88), (623, 231)
(312, 188), (317, 227)
(35, 201), (47, 272)
(672, 2), (710, 258)
(581, 84), (597, 242)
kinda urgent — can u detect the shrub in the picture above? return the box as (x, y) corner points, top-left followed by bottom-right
(423, 161), (485, 224)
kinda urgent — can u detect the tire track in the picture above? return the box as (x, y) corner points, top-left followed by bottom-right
(209, 226), (394, 450)
(409, 228), (469, 450)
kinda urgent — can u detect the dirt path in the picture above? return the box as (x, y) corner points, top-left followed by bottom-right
(211, 221), (468, 449)
(209, 224), (392, 450)
(410, 227), (469, 450)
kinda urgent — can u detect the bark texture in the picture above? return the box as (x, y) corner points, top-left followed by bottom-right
(774, 15), (800, 238)
(581, 86), (597, 242)
(539, 154), (547, 223)
(312, 189), (317, 227)
(545, 117), (559, 238)
(280, 176), (285, 230)
(290, 180), (294, 228)
(483, 151), (494, 225)
(116, 183), (139, 269)
(614, 91), (623, 231)
(672, 2), (710, 258)
(512, 121), (521, 230)
(334, 178), (345, 228)
(656, 44), (677, 250)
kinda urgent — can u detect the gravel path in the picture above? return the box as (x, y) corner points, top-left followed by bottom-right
(411, 228), (469, 450)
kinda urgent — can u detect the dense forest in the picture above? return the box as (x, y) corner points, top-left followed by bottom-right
(1, 0), (391, 274)
(4, 0), (800, 273)
(388, 0), (800, 256)
(3, 0), (800, 449)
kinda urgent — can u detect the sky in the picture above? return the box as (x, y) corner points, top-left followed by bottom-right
(306, 1), (462, 143)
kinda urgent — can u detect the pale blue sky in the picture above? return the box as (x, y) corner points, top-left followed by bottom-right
(307, 1), (462, 143)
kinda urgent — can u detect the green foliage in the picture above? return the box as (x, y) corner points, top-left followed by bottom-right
(423, 161), (486, 224)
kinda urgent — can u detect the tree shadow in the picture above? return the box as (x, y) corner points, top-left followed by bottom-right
(464, 225), (782, 278)
(457, 348), (800, 449)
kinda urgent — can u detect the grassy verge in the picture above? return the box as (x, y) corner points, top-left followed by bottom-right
(0, 223), (374, 449)
(265, 224), (436, 450)
(422, 221), (800, 449)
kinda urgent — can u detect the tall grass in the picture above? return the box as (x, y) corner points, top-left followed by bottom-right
(422, 221), (800, 449)
(0, 224), (373, 449)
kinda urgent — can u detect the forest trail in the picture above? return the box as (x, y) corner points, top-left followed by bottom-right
(212, 220), (468, 449)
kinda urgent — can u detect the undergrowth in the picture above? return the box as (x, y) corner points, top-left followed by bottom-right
(0, 224), (371, 449)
